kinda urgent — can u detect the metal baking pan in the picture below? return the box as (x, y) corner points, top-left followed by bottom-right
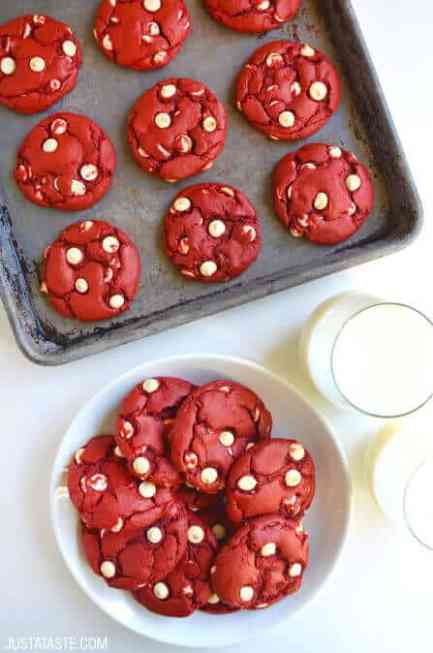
(0, 0), (422, 365)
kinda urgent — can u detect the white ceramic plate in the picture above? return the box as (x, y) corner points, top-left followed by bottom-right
(50, 354), (351, 648)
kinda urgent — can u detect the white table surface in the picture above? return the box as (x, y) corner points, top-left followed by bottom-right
(1, 1), (432, 650)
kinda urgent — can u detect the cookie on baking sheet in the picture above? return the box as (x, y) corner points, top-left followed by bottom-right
(170, 380), (272, 494)
(133, 511), (218, 616)
(0, 14), (81, 114)
(128, 78), (227, 182)
(115, 376), (195, 487)
(203, 0), (300, 33)
(236, 40), (340, 141)
(94, 0), (191, 71)
(273, 142), (375, 245)
(14, 112), (116, 211)
(81, 500), (188, 590)
(164, 183), (261, 283)
(225, 438), (315, 524)
(211, 515), (309, 609)
(40, 219), (141, 322)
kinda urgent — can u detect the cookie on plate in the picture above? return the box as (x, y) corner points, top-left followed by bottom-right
(164, 183), (261, 283)
(273, 142), (375, 245)
(14, 112), (116, 211)
(0, 14), (81, 114)
(128, 78), (227, 182)
(203, 0), (300, 33)
(94, 0), (191, 71)
(236, 40), (340, 141)
(40, 219), (141, 322)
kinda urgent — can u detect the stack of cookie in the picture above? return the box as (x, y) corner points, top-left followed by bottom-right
(67, 376), (316, 617)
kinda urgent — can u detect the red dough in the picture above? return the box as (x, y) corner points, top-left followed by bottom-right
(164, 183), (261, 283)
(116, 376), (195, 486)
(94, 0), (190, 71)
(204, 0), (300, 33)
(0, 14), (81, 115)
(14, 112), (116, 211)
(211, 515), (309, 609)
(133, 511), (218, 616)
(170, 380), (272, 494)
(81, 500), (188, 590)
(128, 78), (227, 182)
(273, 142), (375, 245)
(40, 219), (141, 322)
(225, 439), (315, 524)
(236, 41), (340, 141)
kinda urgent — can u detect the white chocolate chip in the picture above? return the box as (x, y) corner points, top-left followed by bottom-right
(71, 180), (86, 196)
(138, 147), (148, 158)
(144, 0), (162, 11)
(301, 44), (315, 57)
(75, 278), (88, 294)
(346, 174), (362, 192)
(23, 23), (32, 39)
(29, 56), (46, 73)
(289, 563), (302, 577)
(212, 524), (226, 540)
(188, 525), (205, 544)
(348, 202), (357, 216)
(266, 52), (283, 67)
(51, 118), (68, 135)
(114, 446), (124, 457)
(147, 526), (163, 544)
(80, 164), (98, 182)
(81, 220), (94, 231)
(309, 81), (328, 101)
(208, 593), (220, 604)
(291, 81), (302, 97)
(111, 517), (123, 532)
(278, 111), (295, 128)
(208, 220), (226, 238)
(240, 586), (254, 602)
(153, 582), (169, 600)
(121, 420), (134, 438)
(313, 192), (329, 211)
(178, 238), (190, 254)
(173, 197), (191, 212)
(289, 443), (305, 461)
(200, 260), (217, 277)
(142, 378), (160, 393)
(184, 452), (198, 469)
(1, 57), (16, 75)
(66, 247), (83, 265)
(102, 236), (120, 253)
(50, 79), (61, 91)
(257, 0), (270, 9)
(33, 15), (46, 25)
(103, 34), (113, 51)
(177, 134), (192, 153)
(202, 116), (217, 133)
(285, 469), (302, 487)
(153, 51), (167, 65)
(100, 561), (116, 578)
(245, 442), (255, 451)
(302, 163), (317, 171)
(109, 294), (125, 309)
(155, 112), (171, 129)
(256, 603), (268, 609)
(148, 21), (160, 35)
(88, 473), (108, 491)
(243, 225), (256, 242)
(42, 138), (58, 153)
(220, 186), (234, 197)
(139, 481), (156, 498)
(133, 456), (151, 475)
(183, 585), (193, 596)
(201, 467), (218, 485)
(74, 447), (85, 464)
(329, 146), (342, 159)
(261, 542), (276, 557)
(62, 40), (77, 57)
(219, 431), (234, 447)
(237, 475), (257, 492)
(160, 84), (176, 99)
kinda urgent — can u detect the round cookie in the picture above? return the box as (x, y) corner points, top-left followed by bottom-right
(116, 377), (195, 486)
(170, 380), (272, 493)
(0, 14), (82, 115)
(225, 438), (315, 524)
(133, 511), (218, 616)
(236, 40), (340, 141)
(164, 183), (261, 283)
(211, 515), (309, 609)
(273, 142), (375, 245)
(14, 112), (116, 211)
(94, 0), (191, 71)
(203, 0), (300, 33)
(81, 500), (188, 590)
(40, 219), (141, 322)
(128, 78), (227, 182)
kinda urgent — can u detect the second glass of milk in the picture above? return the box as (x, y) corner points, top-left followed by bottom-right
(300, 292), (433, 418)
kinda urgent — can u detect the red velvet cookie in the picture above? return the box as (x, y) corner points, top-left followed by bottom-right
(40, 219), (141, 322)
(133, 511), (218, 616)
(203, 0), (300, 33)
(164, 183), (261, 283)
(94, 0), (190, 71)
(0, 14), (81, 115)
(128, 78), (227, 182)
(211, 515), (309, 609)
(81, 500), (188, 590)
(170, 380), (272, 494)
(273, 142), (375, 245)
(116, 377), (195, 486)
(236, 41), (340, 141)
(15, 112), (116, 211)
(225, 438), (315, 524)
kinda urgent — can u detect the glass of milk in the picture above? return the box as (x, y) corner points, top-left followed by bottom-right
(300, 292), (433, 417)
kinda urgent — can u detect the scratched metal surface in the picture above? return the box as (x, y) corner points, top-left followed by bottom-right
(0, 0), (422, 365)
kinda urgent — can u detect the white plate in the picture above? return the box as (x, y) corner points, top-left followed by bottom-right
(50, 354), (351, 648)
